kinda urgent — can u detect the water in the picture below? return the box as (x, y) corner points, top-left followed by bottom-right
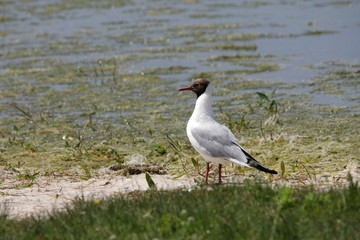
(1, 0), (359, 120)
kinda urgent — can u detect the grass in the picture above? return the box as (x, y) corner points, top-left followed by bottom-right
(1, 178), (359, 240)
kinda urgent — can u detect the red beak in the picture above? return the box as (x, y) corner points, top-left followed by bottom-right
(178, 86), (193, 91)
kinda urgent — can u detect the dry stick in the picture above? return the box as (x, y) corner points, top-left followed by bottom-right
(166, 134), (190, 172)
(10, 103), (34, 123)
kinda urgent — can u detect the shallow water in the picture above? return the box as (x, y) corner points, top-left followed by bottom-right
(1, 0), (360, 116)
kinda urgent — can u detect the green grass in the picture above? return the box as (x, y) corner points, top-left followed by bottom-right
(1, 178), (359, 240)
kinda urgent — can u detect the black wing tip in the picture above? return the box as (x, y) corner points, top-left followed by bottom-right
(255, 164), (278, 174)
(268, 169), (278, 174)
(240, 147), (278, 174)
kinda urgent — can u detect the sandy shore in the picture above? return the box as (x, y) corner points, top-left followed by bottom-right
(0, 170), (194, 219)
(1, 161), (359, 219)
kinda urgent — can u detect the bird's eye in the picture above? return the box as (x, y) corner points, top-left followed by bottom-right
(194, 83), (200, 87)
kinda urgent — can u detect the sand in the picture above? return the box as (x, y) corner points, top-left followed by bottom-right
(0, 168), (194, 219)
(1, 160), (359, 219)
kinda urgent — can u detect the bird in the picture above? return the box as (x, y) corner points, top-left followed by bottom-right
(179, 78), (277, 184)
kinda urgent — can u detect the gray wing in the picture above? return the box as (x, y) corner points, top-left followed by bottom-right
(190, 121), (278, 174)
(190, 121), (246, 161)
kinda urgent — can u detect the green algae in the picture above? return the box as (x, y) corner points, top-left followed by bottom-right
(206, 54), (281, 73)
(1, 64), (358, 183)
(1, 59), (357, 184)
(22, 0), (132, 15)
(208, 54), (275, 61)
(170, 23), (246, 31)
(303, 30), (339, 36)
(139, 44), (257, 53)
(193, 65), (281, 77)
(147, 9), (184, 15)
(302, 62), (360, 102)
(142, 66), (193, 75)
(195, 33), (273, 43)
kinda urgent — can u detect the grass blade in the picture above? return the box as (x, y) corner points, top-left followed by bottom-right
(281, 161), (285, 175)
(191, 157), (199, 167)
(256, 92), (270, 102)
(145, 172), (157, 190)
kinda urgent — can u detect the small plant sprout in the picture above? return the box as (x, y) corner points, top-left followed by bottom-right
(256, 90), (280, 140)
(145, 172), (157, 190)
(280, 161), (286, 176)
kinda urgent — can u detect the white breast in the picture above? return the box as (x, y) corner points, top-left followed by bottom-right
(185, 86), (229, 165)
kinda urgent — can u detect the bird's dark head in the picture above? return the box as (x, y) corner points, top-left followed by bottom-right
(178, 78), (210, 98)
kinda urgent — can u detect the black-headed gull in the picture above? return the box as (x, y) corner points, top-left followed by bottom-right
(179, 78), (277, 184)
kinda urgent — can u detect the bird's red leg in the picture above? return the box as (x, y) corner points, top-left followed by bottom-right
(218, 164), (222, 184)
(205, 162), (210, 184)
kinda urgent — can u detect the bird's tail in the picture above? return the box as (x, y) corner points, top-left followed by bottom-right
(240, 147), (278, 174)
(252, 162), (277, 174)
